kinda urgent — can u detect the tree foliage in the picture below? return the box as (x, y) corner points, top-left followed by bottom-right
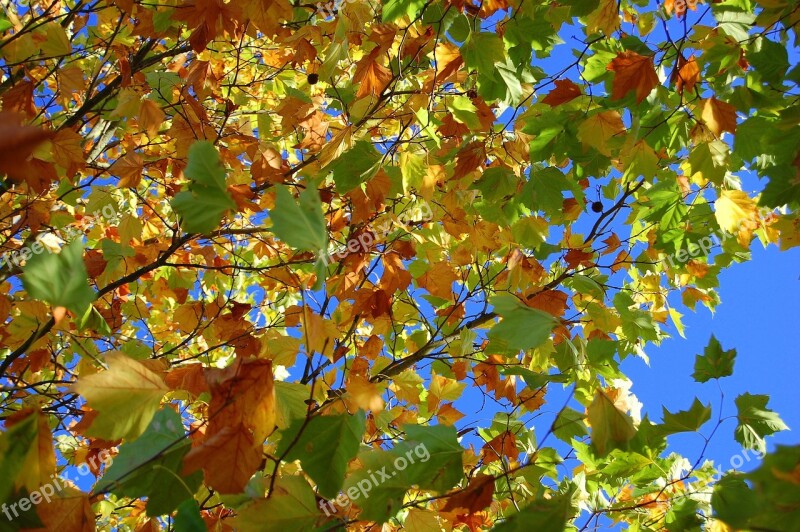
(0, 0), (798, 529)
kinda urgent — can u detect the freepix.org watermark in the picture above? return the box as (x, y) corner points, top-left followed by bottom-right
(0, 203), (121, 271)
(318, 200), (433, 266)
(1, 449), (113, 522)
(319, 441), (430, 516)
(664, 206), (775, 268)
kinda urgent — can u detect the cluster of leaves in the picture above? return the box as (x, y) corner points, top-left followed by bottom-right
(0, 0), (798, 530)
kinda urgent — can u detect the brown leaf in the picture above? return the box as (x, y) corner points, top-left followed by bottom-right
(182, 423), (261, 494)
(0, 112), (54, 183)
(165, 364), (209, 397)
(442, 474), (495, 514)
(480, 431), (519, 464)
(608, 51), (660, 103)
(671, 54), (700, 95)
(541, 79), (582, 106)
(526, 289), (568, 317)
(205, 358), (276, 443)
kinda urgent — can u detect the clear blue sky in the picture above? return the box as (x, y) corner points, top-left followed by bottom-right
(622, 242), (800, 472)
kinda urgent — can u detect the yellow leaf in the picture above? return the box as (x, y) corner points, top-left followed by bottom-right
(715, 190), (757, 233)
(70, 353), (168, 440)
(699, 97), (737, 138)
(586, 0), (620, 37)
(139, 99), (166, 138)
(587, 389), (637, 455)
(578, 111), (625, 156)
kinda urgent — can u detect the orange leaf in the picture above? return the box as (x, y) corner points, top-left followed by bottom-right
(480, 431), (519, 464)
(182, 424), (262, 494)
(112, 152), (144, 188)
(564, 248), (595, 269)
(24, 488), (94, 532)
(699, 97), (737, 137)
(541, 79), (582, 106)
(353, 50), (392, 99)
(526, 289), (568, 317)
(442, 474), (495, 514)
(671, 54), (700, 95)
(50, 128), (86, 176)
(205, 358), (276, 443)
(139, 99), (165, 137)
(165, 364), (209, 397)
(608, 51), (660, 103)
(416, 261), (458, 300)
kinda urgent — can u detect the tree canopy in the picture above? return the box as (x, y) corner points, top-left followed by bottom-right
(0, 0), (798, 530)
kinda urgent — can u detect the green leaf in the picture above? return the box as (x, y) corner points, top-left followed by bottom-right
(692, 335), (736, 382)
(664, 498), (703, 531)
(0, 415), (37, 505)
(712, 474), (758, 529)
(552, 407), (589, 443)
(660, 398), (712, 435)
(277, 411), (366, 499)
(734, 393), (788, 453)
(171, 141), (236, 234)
(461, 32), (505, 74)
(22, 239), (95, 315)
(382, 0), (427, 22)
(587, 389), (637, 456)
(487, 294), (559, 354)
(324, 140), (381, 193)
(233, 476), (322, 531)
(396, 423), (464, 492)
(492, 493), (573, 531)
(95, 408), (202, 516)
(274, 381), (311, 430)
(449, 95), (483, 130)
(342, 449), (411, 523)
(270, 185), (328, 253)
(749, 37), (789, 85)
(76, 304), (112, 335)
(174, 499), (205, 532)
(741, 444), (800, 530)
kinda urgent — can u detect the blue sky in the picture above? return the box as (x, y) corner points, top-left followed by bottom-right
(623, 242), (800, 472)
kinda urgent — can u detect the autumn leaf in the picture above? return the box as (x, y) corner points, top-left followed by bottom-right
(608, 51), (660, 103)
(699, 97), (738, 138)
(353, 49), (393, 99)
(587, 389), (637, 455)
(0, 112), (53, 182)
(442, 474), (495, 514)
(715, 190), (758, 233)
(183, 424), (262, 494)
(672, 54), (701, 94)
(541, 79), (582, 107)
(70, 353), (168, 440)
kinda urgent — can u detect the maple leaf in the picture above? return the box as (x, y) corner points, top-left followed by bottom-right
(672, 54), (701, 95)
(70, 353), (169, 440)
(541, 79), (582, 106)
(608, 51), (660, 103)
(25, 487), (95, 532)
(586, 0), (620, 37)
(699, 97), (737, 137)
(353, 50), (393, 98)
(481, 431), (519, 464)
(205, 357), (276, 443)
(443, 474), (495, 514)
(183, 424), (262, 494)
(0, 112), (53, 183)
